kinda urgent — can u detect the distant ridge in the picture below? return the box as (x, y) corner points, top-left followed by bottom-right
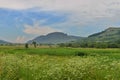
(28, 32), (84, 44)
(0, 40), (10, 44)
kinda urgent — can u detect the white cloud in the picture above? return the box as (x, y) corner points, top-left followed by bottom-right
(23, 21), (61, 35)
(0, 0), (120, 20)
(1, 0), (120, 29)
(15, 36), (26, 43)
(1, 0), (120, 15)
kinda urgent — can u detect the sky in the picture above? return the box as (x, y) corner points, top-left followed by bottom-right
(0, 0), (120, 43)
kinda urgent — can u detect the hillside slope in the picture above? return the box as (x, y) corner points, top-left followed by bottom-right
(28, 32), (83, 44)
(87, 27), (120, 42)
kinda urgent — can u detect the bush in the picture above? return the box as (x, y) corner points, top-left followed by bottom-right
(75, 51), (87, 56)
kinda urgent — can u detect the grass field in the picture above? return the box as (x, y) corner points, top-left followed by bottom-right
(0, 46), (120, 80)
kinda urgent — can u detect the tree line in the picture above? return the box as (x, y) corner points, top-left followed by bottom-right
(58, 40), (120, 48)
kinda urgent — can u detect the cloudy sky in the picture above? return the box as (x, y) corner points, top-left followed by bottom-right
(0, 0), (120, 43)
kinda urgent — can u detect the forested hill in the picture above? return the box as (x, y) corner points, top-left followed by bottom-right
(87, 27), (120, 42)
(28, 32), (84, 44)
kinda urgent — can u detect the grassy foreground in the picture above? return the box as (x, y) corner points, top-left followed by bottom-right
(0, 46), (120, 80)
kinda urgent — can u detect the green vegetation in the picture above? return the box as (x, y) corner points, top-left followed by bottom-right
(0, 46), (120, 80)
(87, 27), (120, 42)
(59, 41), (120, 48)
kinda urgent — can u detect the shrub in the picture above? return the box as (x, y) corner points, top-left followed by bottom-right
(75, 51), (87, 56)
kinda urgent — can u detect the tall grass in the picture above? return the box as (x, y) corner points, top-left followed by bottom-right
(0, 46), (120, 80)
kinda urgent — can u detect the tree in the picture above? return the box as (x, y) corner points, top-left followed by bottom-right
(25, 43), (29, 48)
(58, 43), (65, 47)
(66, 43), (72, 47)
(32, 41), (37, 48)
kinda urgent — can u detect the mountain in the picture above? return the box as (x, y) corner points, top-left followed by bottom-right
(28, 32), (83, 44)
(0, 40), (10, 44)
(87, 27), (120, 42)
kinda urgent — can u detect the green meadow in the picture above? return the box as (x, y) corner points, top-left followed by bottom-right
(0, 46), (120, 80)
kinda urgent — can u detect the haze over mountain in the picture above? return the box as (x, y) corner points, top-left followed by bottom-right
(28, 32), (83, 44)
(87, 27), (120, 42)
